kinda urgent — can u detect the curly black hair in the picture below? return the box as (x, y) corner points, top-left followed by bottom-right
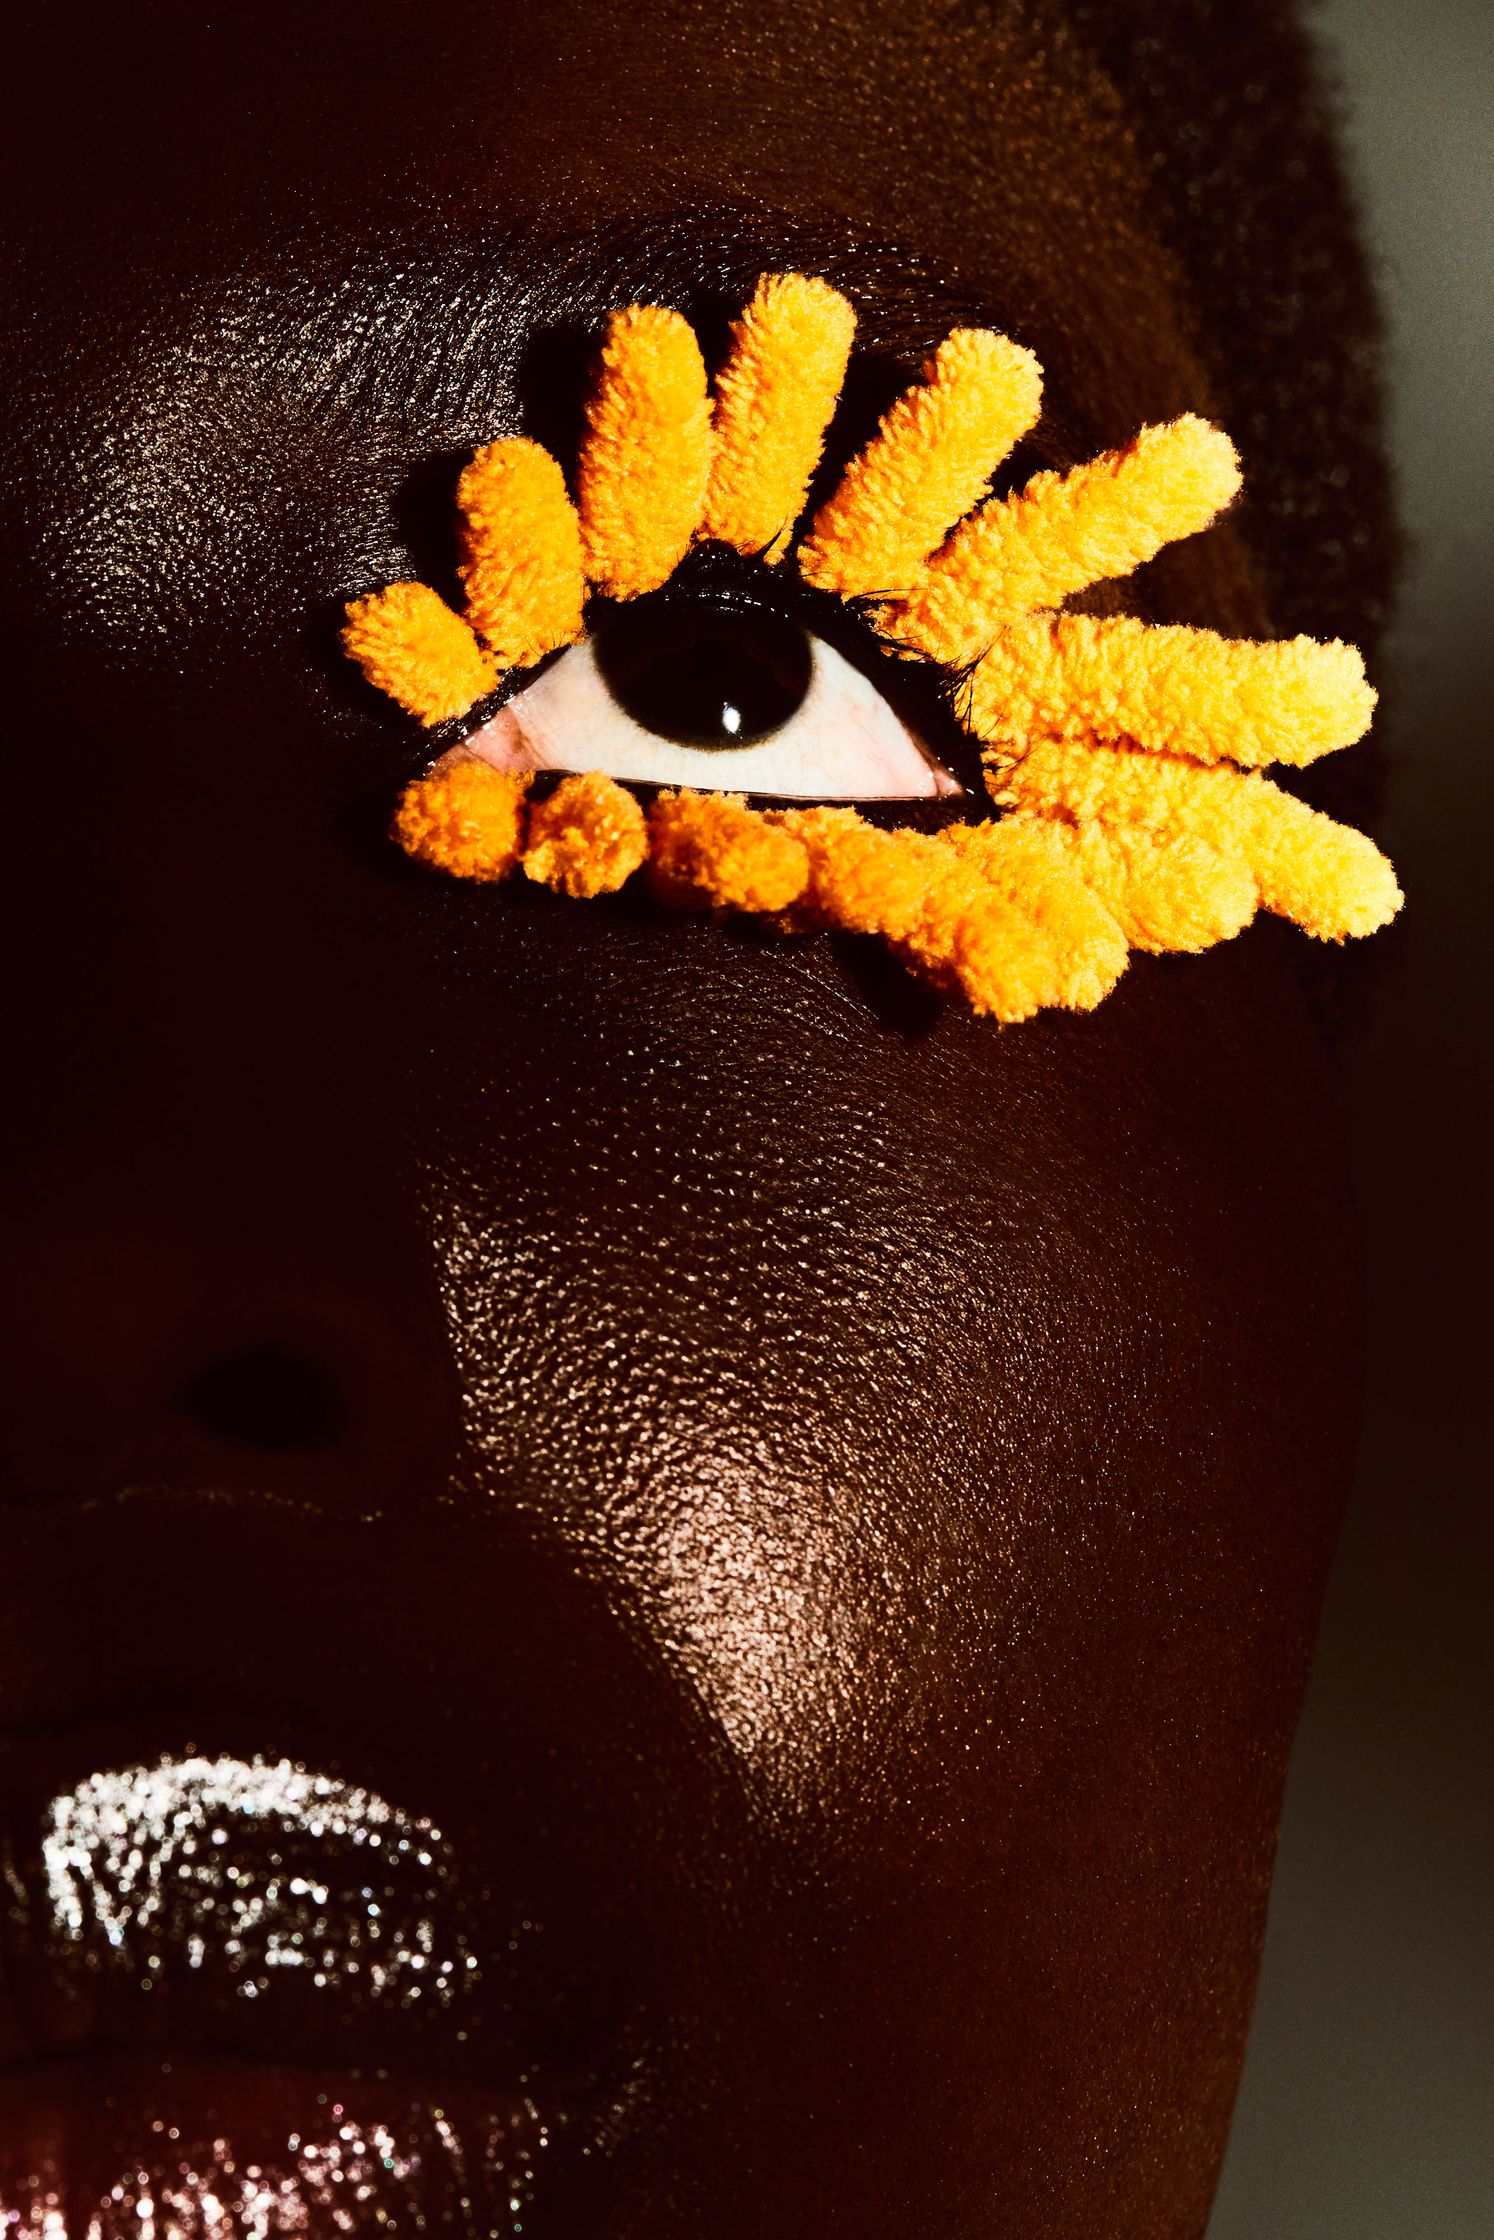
(1070, 0), (1394, 721)
(1065, 0), (1394, 1025)
(1076, 1), (1393, 637)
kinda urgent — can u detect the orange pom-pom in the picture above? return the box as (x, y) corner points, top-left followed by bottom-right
(522, 771), (648, 898)
(393, 760), (531, 880)
(648, 791), (811, 913)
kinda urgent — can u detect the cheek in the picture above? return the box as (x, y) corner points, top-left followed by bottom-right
(375, 885), (1358, 2230)
(405, 894), (1355, 1814)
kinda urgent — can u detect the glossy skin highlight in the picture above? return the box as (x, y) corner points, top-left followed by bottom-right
(0, 3), (1361, 2235)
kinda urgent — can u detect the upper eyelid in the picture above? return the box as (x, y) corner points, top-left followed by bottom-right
(289, 221), (1028, 451)
(386, 559), (969, 778)
(343, 274), (1056, 737)
(473, 626), (962, 803)
(340, 269), (1056, 581)
(348, 274), (1360, 782)
(361, 268), (1394, 1026)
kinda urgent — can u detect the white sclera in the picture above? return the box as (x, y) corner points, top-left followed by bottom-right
(461, 632), (963, 800)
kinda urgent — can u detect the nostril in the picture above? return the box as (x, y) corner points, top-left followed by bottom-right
(180, 1345), (346, 1452)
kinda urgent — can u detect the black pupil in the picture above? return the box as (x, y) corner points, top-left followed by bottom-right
(593, 598), (813, 750)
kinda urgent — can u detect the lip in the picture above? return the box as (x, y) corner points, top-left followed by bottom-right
(0, 1743), (581, 2236)
(0, 2053), (557, 2236)
(0, 1744), (547, 2073)
(0, 1489), (694, 2236)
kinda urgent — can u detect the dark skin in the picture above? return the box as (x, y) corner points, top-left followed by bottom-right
(0, 2), (1362, 2234)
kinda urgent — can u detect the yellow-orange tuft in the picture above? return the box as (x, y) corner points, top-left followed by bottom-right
(775, 808), (1125, 1020)
(993, 734), (1403, 941)
(522, 771), (648, 898)
(798, 329), (1042, 598)
(457, 438), (586, 669)
(577, 305), (712, 600)
(998, 815), (1257, 953)
(777, 807), (936, 942)
(968, 613), (1376, 768)
(892, 415), (1241, 661)
(392, 760), (531, 880)
(934, 819), (1130, 1012)
(342, 583), (496, 727)
(704, 273), (857, 561)
(648, 791), (811, 914)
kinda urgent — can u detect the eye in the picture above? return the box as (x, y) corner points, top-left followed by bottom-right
(456, 594), (962, 802)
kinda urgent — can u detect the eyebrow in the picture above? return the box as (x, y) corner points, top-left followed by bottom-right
(283, 207), (1043, 441)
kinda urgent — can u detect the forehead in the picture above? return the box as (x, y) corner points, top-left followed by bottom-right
(8, 0), (1192, 389)
(7, 0), (1231, 695)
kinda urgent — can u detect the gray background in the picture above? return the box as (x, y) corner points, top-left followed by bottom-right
(1209, 1), (1493, 2232)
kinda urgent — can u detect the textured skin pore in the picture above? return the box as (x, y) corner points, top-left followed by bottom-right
(0, 2), (1382, 2235)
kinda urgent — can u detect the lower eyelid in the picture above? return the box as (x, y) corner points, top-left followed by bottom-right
(457, 635), (963, 803)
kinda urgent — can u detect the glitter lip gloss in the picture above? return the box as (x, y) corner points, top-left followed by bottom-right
(0, 1755), (592, 2239)
(0, 2056), (559, 2238)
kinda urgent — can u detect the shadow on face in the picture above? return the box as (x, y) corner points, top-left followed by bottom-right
(0, 3), (1361, 2234)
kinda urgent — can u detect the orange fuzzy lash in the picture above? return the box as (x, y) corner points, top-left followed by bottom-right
(343, 272), (1401, 1023)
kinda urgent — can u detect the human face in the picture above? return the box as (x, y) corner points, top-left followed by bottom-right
(0, 2), (1360, 2233)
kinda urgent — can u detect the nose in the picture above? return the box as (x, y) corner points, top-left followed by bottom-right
(0, 722), (462, 1520)
(0, 1170), (462, 1516)
(181, 1344), (345, 1451)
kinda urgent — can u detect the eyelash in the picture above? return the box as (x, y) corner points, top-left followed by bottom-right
(339, 271), (1397, 1024)
(387, 546), (974, 818)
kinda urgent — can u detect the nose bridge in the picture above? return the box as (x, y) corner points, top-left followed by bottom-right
(1, 760), (464, 1518)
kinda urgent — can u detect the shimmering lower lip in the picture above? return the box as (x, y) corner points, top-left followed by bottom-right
(32, 1753), (484, 2022)
(0, 1752), (590, 2233)
(0, 2053), (556, 2237)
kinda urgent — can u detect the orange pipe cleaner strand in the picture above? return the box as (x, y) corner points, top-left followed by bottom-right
(345, 272), (1400, 1024)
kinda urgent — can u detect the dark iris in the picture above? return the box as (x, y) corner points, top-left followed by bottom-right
(592, 596), (813, 749)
